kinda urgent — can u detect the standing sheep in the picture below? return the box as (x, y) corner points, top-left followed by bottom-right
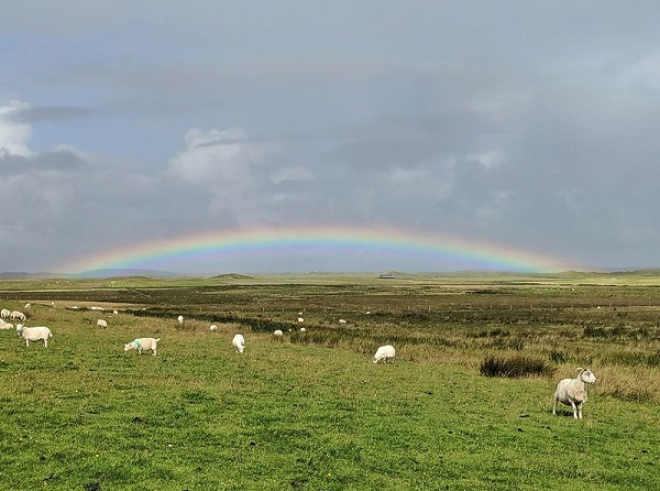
(209, 324), (218, 331)
(124, 338), (161, 356)
(177, 315), (184, 325)
(373, 345), (396, 364)
(553, 368), (598, 419)
(232, 334), (245, 353)
(10, 311), (26, 322)
(97, 319), (108, 329)
(16, 324), (52, 348)
(273, 329), (284, 337)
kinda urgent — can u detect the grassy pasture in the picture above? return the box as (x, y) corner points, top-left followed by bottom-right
(1, 272), (660, 490)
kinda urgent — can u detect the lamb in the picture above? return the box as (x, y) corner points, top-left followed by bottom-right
(10, 311), (26, 322)
(553, 368), (598, 419)
(124, 338), (160, 356)
(0, 309), (10, 318)
(97, 319), (108, 329)
(373, 345), (396, 364)
(16, 324), (53, 348)
(232, 334), (245, 353)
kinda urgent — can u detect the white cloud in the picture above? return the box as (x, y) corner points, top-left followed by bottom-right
(167, 128), (267, 184)
(0, 100), (33, 157)
(467, 150), (506, 169)
(270, 166), (314, 185)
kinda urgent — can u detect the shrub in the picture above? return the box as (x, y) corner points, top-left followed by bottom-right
(480, 354), (555, 378)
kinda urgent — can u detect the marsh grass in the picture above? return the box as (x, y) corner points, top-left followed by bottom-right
(479, 354), (555, 378)
(2, 274), (660, 488)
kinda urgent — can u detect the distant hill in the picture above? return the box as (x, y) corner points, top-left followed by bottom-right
(0, 269), (184, 279)
(211, 273), (255, 280)
(0, 272), (64, 279)
(73, 268), (183, 278)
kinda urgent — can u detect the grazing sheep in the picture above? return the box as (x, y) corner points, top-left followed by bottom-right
(10, 311), (26, 322)
(24, 303), (31, 309)
(297, 317), (304, 323)
(273, 329), (284, 337)
(299, 327), (306, 332)
(97, 319), (108, 329)
(232, 334), (245, 353)
(16, 324), (53, 348)
(113, 310), (119, 315)
(373, 345), (396, 364)
(177, 315), (184, 325)
(124, 338), (160, 356)
(209, 324), (218, 331)
(338, 319), (347, 325)
(0, 309), (10, 318)
(553, 368), (598, 419)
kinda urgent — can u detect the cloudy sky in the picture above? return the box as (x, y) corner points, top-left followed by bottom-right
(1, 1), (660, 274)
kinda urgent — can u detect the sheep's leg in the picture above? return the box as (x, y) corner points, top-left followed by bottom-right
(25, 339), (29, 347)
(152, 349), (157, 356)
(577, 403), (583, 419)
(570, 401), (579, 419)
(44, 339), (48, 348)
(552, 397), (557, 416)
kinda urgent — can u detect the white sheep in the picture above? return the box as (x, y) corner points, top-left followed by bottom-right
(209, 324), (218, 331)
(24, 303), (31, 309)
(10, 311), (26, 322)
(297, 317), (304, 323)
(0, 320), (14, 330)
(97, 319), (108, 329)
(0, 309), (10, 318)
(16, 324), (53, 348)
(373, 345), (396, 364)
(232, 334), (245, 353)
(273, 329), (284, 337)
(338, 319), (347, 325)
(177, 315), (184, 325)
(124, 338), (160, 356)
(553, 368), (598, 419)
(299, 327), (306, 332)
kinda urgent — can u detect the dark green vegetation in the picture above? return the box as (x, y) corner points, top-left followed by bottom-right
(1, 271), (660, 490)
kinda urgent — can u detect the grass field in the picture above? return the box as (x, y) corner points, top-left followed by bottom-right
(1, 272), (660, 490)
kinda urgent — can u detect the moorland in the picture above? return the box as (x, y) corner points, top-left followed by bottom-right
(1, 271), (659, 490)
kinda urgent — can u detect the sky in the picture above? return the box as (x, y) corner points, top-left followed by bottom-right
(1, 1), (660, 274)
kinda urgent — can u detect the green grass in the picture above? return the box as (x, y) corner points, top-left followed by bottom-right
(0, 318), (658, 490)
(2, 273), (660, 489)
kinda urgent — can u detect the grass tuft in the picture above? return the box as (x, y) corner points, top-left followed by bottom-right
(480, 354), (555, 378)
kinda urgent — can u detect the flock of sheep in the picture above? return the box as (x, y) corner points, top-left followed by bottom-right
(1, 306), (597, 419)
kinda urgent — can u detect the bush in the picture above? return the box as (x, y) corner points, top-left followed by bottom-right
(480, 354), (555, 378)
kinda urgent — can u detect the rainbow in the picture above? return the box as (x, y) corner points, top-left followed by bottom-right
(57, 226), (578, 274)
